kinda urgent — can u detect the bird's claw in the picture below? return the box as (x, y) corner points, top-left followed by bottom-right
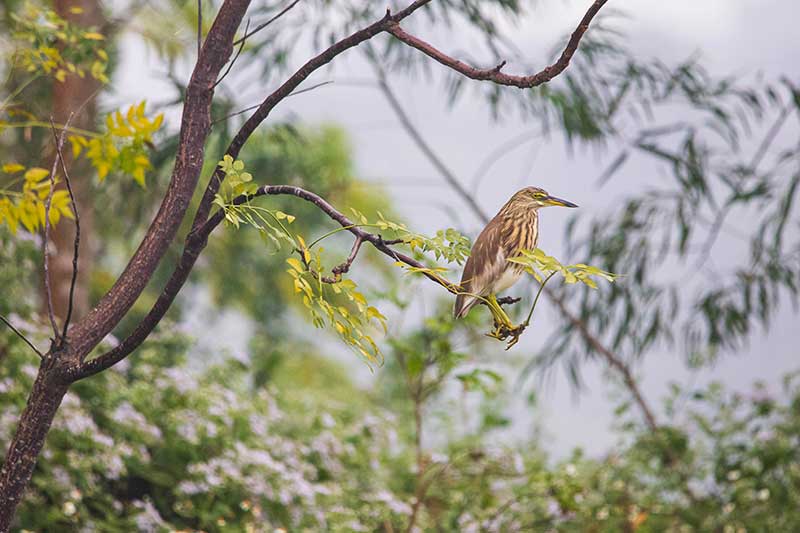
(486, 321), (526, 349)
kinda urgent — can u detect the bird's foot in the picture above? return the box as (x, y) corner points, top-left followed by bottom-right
(486, 321), (526, 349)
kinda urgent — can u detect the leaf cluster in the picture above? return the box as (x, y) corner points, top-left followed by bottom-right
(68, 101), (164, 185)
(0, 165), (72, 233)
(9, 2), (109, 83)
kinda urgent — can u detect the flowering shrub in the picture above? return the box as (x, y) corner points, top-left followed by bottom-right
(0, 329), (412, 532)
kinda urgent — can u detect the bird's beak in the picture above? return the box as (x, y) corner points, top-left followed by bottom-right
(544, 195), (578, 208)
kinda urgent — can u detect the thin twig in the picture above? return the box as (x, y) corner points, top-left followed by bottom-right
(49, 122), (80, 341)
(42, 116), (64, 341)
(0, 315), (44, 359)
(214, 18), (250, 88)
(332, 235), (363, 276)
(211, 80), (333, 124)
(233, 0), (301, 46)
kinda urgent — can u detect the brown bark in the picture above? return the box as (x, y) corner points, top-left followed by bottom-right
(0, 355), (70, 532)
(47, 0), (104, 322)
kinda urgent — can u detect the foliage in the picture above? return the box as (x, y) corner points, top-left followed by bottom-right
(509, 247), (617, 289)
(0, 329), (409, 532)
(3, 313), (799, 532)
(69, 102), (164, 185)
(0, 165), (72, 233)
(0, 100), (164, 234)
(8, 2), (109, 83)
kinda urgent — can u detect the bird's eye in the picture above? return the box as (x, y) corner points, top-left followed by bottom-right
(533, 191), (546, 199)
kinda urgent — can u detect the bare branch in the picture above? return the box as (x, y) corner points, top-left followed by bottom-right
(547, 290), (658, 431)
(42, 118), (61, 341)
(214, 18), (250, 88)
(0, 315), (44, 359)
(43, 109), (81, 342)
(212, 80), (333, 125)
(48, 123), (80, 341)
(332, 235), (363, 277)
(387, 0), (608, 89)
(233, 0), (301, 46)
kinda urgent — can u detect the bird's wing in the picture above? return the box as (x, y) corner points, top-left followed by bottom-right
(454, 217), (507, 318)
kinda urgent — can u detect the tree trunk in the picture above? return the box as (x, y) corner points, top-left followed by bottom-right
(0, 356), (70, 532)
(46, 0), (104, 321)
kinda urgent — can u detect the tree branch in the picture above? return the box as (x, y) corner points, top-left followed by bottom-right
(386, 0), (608, 89)
(70, 0), (437, 380)
(49, 122), (80, 342)
(232, 0), (301, 46)
(214, 18), (250, 88)
(42, 115), (72, 342)
(0, 315), (44, 359)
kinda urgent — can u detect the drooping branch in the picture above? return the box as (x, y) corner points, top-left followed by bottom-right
(386, 0), (608, 89)
(370, 5), (661, 429)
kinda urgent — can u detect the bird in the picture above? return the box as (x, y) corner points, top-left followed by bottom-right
(454, 186), (577, 329)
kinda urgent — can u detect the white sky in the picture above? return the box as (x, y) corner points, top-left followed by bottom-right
(113, 0), (800, 456)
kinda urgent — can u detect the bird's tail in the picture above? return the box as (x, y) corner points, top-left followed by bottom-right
(454, 293), (477, 319)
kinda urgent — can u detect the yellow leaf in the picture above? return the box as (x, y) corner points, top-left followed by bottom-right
(24, 168), (49, 182)
(286, 258), (304, 272)
(83, 32), (105, 41)
(2, 163), (25, 174)
(69, 6), (84, 13)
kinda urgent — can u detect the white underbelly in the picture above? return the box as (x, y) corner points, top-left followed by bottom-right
(493, 268), (523, 294)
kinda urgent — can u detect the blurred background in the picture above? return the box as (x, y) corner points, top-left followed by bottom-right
(1, 0), (799, 530)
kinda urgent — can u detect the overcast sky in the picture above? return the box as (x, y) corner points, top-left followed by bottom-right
(114, 0), (800, 456)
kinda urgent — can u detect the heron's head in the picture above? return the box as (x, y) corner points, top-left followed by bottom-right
(511, 186), (578, 210)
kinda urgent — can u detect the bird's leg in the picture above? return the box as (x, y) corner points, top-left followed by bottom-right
(485, 294), (528, 349)
(486, 294), (517, 340)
